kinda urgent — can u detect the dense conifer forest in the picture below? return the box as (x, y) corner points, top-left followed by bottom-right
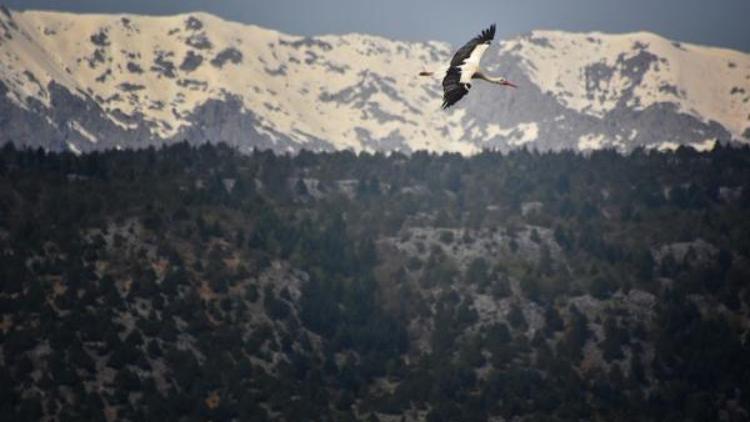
(1, 142), (750, 421)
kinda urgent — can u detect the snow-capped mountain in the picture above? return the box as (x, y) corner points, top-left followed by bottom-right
(1, 7), (749, 154)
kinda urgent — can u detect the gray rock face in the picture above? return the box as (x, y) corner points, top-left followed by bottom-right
(210, 48), (243, 68)
(0, 81), (63, 150)
(151, 51), (177, 78)
(185, 33), (212, 50)
(184, 16), (203, 31)
(172, 95), (319, 153)
(90, 29), (110, 47)
(0, 81), (158, 153)
(126, 62), (144, 74)
(179, 51), (203, 72)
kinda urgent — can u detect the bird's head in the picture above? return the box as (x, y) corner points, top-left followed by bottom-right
(497, 77), (517, 88)
(486, 75), (517, 88)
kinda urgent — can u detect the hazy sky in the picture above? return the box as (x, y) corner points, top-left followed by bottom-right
(6, 0), (750, 52)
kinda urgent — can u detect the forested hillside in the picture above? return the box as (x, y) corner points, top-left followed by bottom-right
(1, 142), (750, 421)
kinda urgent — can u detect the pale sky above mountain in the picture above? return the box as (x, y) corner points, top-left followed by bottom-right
(4, 0), (750, 52)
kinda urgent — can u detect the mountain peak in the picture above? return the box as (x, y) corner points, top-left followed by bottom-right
(1, 8), (749, 154)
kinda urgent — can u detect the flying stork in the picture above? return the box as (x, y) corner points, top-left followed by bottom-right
(420, 24), (517, 109)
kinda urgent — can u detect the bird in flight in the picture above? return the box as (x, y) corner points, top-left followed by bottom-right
(420, 24), (517, 109)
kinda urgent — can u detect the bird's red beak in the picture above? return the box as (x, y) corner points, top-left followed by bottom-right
(502, 80), (517, 88)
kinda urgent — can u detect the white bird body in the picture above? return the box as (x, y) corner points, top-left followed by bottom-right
(459, 43), (490, 84)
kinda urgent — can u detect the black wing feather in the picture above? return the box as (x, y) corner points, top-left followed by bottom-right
(449, 24), (496, 67)
(441, 67), (469, 109)
(441, 24), (495, 109)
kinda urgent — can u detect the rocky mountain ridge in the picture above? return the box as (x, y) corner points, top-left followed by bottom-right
(1, 7), (749, 154)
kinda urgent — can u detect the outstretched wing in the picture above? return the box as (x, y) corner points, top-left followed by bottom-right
(441, 67), (469, 109)
(449, 24), (496, 68)
(441, 24), (496, 109)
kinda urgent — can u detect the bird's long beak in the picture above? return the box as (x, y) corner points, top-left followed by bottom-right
(502, 80), (518, 88)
